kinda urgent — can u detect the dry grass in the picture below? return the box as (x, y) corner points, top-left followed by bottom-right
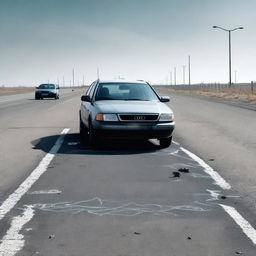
(165, 85), (256, 103)
(0, 87), (34, 96)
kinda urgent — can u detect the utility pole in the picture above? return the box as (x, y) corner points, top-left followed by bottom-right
(62, 76), (65, 87)
(170, 71), (172, 86)
(182, 65), (186, 84)
(188, 55), (191, 87)
(72, 68), (75, 86)
(174, 67), (176, 86)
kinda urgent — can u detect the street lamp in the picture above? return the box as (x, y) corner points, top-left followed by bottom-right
(212, 25), (243, 86)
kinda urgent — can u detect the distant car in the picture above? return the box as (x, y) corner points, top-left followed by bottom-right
(80, 80), (175, 148)
(35, 84), (59, 100)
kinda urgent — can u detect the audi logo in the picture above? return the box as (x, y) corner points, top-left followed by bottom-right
(134, 116), (146, 120)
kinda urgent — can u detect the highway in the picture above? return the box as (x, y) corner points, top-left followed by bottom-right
(0, 88), (255, 255)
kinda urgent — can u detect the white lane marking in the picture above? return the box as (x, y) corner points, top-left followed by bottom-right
(220, 204), (256, 245)
(172, 141), (180, 146)
(180, 147), (231, 190)
(206, 189), (221, 201)
(0, 206), (34, 256)
(178, 145), (255, 245)
(28, 189), (61, 195)
(0, 128), (69, 221)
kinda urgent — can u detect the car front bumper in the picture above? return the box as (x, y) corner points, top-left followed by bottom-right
(35, 92), (57, 98)
(92, 121), (175, 139)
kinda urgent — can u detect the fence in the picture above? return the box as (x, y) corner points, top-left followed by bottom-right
(161, 82), (255, 96)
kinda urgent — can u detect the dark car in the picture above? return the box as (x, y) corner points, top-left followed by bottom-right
(35, 84), (59, 100)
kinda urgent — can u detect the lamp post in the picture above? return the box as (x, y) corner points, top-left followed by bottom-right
(212, 26), (243, 86)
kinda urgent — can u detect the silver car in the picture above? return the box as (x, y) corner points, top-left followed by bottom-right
(35, 84), (59, 100)
(79, 80), (175, 148)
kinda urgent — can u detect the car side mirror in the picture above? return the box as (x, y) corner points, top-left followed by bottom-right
(81, 95), (91, 102)
(160, 96), (170, 102)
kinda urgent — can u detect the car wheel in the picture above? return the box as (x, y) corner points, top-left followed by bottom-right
(159, 137), (172, 148)
(35, 95), (39, 100)
(88, 121), (98, 148)
(79, 114), (88, 143)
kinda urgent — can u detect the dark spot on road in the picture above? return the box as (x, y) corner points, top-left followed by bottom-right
(134, 232), (141, 235)
(171, 171), (180, 178)
(235, 251), (243, 255)
(178, 168), (190, 173)
(221, 196), (227, 199)
(208, 159), (215, 161)
(187, 236), (192, 240)
(48, 235), (55, 239)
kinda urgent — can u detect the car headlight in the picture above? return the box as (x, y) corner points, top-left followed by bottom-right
(159, 113), (174, 122)
(95, 113), (119, 121)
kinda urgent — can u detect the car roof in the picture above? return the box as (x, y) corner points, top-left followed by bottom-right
(39, 83), (56, 86)
(97, 79), (148, 84)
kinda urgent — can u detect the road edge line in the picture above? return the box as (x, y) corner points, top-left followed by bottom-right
(0, 205), (34, 256)
(180, 147), (231, 190)
(220, 204), (256, 245)
(0, 128), (69, 221)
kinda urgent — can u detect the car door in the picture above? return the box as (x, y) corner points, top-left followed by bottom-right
(81, 81), (97, 128)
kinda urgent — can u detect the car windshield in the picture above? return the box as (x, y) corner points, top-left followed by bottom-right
(95, 83), (159, 101)
(38, 84), (55, 89)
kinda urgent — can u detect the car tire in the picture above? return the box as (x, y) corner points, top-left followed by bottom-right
(159, 136), (172, 148)
(88, 121), (98, 148)
(79, 114), (88, 143)
(35, 95), (39, 100)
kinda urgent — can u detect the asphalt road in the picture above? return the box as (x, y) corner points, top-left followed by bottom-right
(0, 88), (255, 255)
(157, 88), (256, 215)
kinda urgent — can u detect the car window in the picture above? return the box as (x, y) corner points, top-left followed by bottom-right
(95, 83), (159, 101)
(89, 82), (97, 98)
(86, 82), (96, 96)
(38, 84), (55, 89)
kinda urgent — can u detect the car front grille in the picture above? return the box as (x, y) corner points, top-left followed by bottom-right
(118, 114), (159, 122)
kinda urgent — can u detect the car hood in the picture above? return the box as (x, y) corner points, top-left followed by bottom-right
(94, 100), (173, 114)
(36, 88), (57, 92)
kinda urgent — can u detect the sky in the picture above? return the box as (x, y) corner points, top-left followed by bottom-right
(0, 0), (255, 86)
